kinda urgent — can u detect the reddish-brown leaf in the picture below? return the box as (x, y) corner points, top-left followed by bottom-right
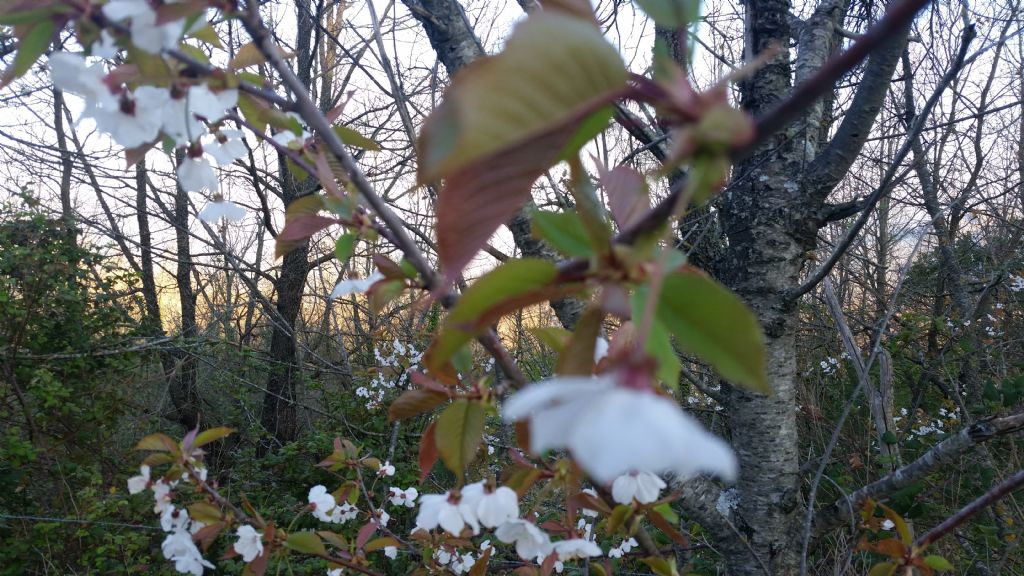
(599, 165), (649, 229)
(389, 389), (449, 422)
(418, 420), (439, 483)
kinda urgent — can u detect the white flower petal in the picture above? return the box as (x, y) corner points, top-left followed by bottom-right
(495, 519), (552, 561)
(568, 388), (737, 484)
(553, 538), (602, 560)
(177, 157), (219, 193)
(330, 271), (384, 299)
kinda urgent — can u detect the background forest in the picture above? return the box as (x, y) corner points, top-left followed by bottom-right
(1, 0), (1024, 574)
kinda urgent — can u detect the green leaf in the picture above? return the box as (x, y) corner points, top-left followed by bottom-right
(648, 315), (682, 389)
(607, 504), (633, 535)
(557, 306), (603, 375)
(434, 400), (486, 474)
(419, 10), (627, 281)
(193, 426), (234, 448)
(529, 326), (572, 353)
(419, 12), (625, 180)
(881, 431), (898, 444)
(187, 502), (223, 524)
(647, 271), (768, 393)
(285, 531), (327, 556)
(640, 556), (677, 576)
(923, 555), (954, 572)
(333, 125), (381, 151)
(0, 5), (68, 26)
(634, 0), (700, 28)
(11, 19), (55, 81)
(334, 233), (357, 263)
(428, 259), (562, 370)
(364, 536), (399, 553)
(229, 42), (265, 70)
(531, 210), (593, 258)
(880, 504), (913, 546)
(189, 23), (222, 47)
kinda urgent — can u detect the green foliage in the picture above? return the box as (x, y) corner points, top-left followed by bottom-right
(0, 204), (152, 573)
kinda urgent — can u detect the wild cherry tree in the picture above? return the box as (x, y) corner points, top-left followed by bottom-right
(3, 0), (1022, 574)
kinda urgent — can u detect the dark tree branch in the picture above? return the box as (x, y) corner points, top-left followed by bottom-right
(813, 411), (1024, 537)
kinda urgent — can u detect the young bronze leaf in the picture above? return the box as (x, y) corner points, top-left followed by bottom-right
(435, 400), (486, 475)
(388, 389), (449, 422)
(599, 165), (650, 230)
(275, 214), (339, 258)
(418, 420), (439, 483)
(426, 259), (562, 370)
(649, 271), (769, 393)
(284, 531), (326, 556)
(418, 12), (627, 282)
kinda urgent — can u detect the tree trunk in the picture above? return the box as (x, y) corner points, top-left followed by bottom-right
(170, 151), (201, 430)
(258, 0), (317, 448)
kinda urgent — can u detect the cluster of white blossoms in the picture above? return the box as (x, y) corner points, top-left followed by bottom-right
(388, 486), (419, 508)
(352, 339), (423, 410)
(127, 465), (216, 575)
(308, 485), (360, 524)
(607, 537), (639, 559)
(819, 356), (839, 375)
(411, 475), (659, 565)
(47, 1), (250, 225)
(434, 547), (477, 574)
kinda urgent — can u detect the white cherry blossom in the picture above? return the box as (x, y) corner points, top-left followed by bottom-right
(377, 460), (396, 477)
(102, 0), (185, 54)
(611, 470), (666, 505)
(329, 501), (359, 524)
(553, 538), (602, 561)
(127, 464), (151, 494)
(331, 271), (384, 299)
(461, 482), (519, 529)
(152, 479), (173, 514)
(308, 485), (337, 522)
(198, 199), (246, 223)
(92, 86), (169, 148)
(234, 524), (264, 562)
(388, 486), (418, 508)
(450, 553), (476, 574)
(502, 374), (738, 484)
(494, 519), (552, 560)
(160, 507), (190, 533)
(91, 30), (119, 59)
(188, 85), (237, 122)
(161, 529), (214, 576)
(205, 130), (247, 165)
(415, 491), (480, 536)
(48, 53), (117, 117)
(177, 156), (218, 193)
